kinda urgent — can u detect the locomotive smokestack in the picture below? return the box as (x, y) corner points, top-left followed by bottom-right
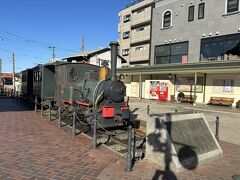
(110, 41), (119, 81)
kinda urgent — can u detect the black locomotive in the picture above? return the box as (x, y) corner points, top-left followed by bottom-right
(20, 41), (131, 129)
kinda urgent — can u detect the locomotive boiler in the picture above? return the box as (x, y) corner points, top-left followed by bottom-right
(56, 42), (130, 128)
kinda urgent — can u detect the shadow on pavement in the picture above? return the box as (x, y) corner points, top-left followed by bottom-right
(147, 115), (198, 180)
(0, 97), (29, 112)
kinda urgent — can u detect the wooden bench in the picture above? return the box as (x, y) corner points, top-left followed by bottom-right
(208, 97), (234, 106)
(181, 95), (197, 103)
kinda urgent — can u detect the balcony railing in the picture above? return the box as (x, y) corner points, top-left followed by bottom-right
(130, 49), (150, 62)
(131, 10), (151, 26)
(131, 28), (150, 44)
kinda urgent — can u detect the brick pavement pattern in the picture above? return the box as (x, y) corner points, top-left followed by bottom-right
(0, 98), (239, 180)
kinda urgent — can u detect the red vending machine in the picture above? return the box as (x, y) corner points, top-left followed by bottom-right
(158, 82), (168, 101)
(150, 81), (160, 100)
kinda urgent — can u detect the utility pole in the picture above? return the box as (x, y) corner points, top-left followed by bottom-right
(0, 58), (2, 84)
(81, 33), (84, 52)
(48, 46), (55, 62)
(0, 39), (3, 85)
(12, 53), (15, 90)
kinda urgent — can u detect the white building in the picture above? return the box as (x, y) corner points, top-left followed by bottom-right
(63, 48), (126, 69)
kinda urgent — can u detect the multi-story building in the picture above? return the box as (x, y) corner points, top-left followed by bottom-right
(119, 0), (240, 106)
(151, 0), (240, 65)
(118, 0), (154, 67)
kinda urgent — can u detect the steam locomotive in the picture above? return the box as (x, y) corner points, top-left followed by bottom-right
(21, 42), (130, 129)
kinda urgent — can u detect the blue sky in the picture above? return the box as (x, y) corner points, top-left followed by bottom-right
(0, 0), (129, 72)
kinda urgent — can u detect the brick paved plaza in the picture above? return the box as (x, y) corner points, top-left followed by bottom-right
(0, 98), (239, 180)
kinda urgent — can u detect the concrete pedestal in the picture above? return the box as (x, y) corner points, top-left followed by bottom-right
(145, 113), (223, 172)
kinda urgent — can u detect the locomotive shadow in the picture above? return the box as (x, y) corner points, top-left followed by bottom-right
(0, 97), (30, 112)
(147, 115), (198, 180)
(131, 108), (140, 128)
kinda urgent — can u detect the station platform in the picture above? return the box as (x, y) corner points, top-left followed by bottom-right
(0, 98), (239, 179)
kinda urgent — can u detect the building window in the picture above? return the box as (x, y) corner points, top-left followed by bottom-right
(136, 27), (145, 32)
(33, 71), (41, 82)
(22, 74), (27, 82)
(155, 42), (189, 64)
(198, 3), (205, 19)
(213, 79), (234, 93)
(155, 44), (171, 64)
(33, 72), (37, 82)
(135, 46), (144, 51)
(123, 14), (131, 23)
(122, 49), (129, 56)
(123, 31), (130, 39)
(162, 10), (172, 28)
(227, 0), (239, 13)
(200, 33), (240, 61)
(188, 6), (195, 21)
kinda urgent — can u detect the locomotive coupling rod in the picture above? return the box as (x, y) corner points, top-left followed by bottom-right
(72, 106), (76, 137)
(125, 125), (133, 172)
(92, 115), (97, 149)
(34, 96), (37, 112)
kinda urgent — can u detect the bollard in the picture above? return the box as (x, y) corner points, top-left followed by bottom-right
(40, 99), (43, 116)
(132, 127), (136, 162)
(215, 116), (220, 142)
(16, 91), (18, 102)
(58, 103), (61, 128)
(125, 125), (133, 172)
(72, 106), (76, 137)
(48, 100), (51, 121)
(34, 96), (37, 112)
(92, 115), (97, 149)
(16, 91), (18, 101)
(175, 109), (178, 113)
(147, 105), (150, 115)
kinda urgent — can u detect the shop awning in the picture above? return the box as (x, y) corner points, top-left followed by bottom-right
(117, 60), (240, 75)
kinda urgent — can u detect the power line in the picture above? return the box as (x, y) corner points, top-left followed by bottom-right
(1, 42), (49, 56)
(13, 24), (81, 51)
(0, 28), (80, 53)
(0, 29), (50, 46)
